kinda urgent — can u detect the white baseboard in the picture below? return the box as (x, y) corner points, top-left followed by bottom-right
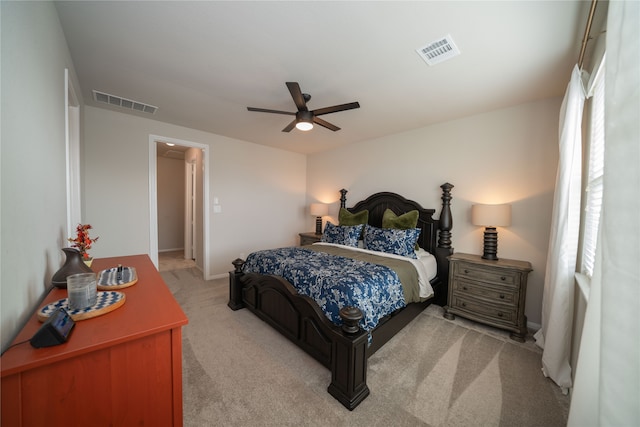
(528, 320), (541, 331)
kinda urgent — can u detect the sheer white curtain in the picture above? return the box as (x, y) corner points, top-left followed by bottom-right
(568, 1), (640, 425)
(533, 65), (585, 393)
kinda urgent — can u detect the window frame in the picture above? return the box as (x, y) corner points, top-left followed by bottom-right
(579, 55), (606, 279)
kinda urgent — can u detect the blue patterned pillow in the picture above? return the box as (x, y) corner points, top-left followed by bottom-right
(321, 222), (364, 247)
(363, 224), (421, 259)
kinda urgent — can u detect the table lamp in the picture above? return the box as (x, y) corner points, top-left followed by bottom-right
(310, 203), (329, 234)
(471, 203), (511, 260)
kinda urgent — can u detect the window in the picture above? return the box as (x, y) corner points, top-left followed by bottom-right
(580, 58), (605, 277)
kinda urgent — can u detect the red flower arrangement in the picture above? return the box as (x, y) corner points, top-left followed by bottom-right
(68, 224), (99, 260)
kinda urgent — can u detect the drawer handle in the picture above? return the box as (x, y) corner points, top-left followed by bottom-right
(499, 294), (505, 299)
(497, 312), (503, 317)
(463, 286), (468, 291)
(461, 302), (466, 307)
(501, 276), (506, 281)
(464, 269), (469, 274)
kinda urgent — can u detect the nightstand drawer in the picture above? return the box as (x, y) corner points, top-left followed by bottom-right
(454, 262), (518, 286)
(449, 295), (516, 325)
(452, 278), (517, 304)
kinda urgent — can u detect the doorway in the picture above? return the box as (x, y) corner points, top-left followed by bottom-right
(148, 135), (210, 278)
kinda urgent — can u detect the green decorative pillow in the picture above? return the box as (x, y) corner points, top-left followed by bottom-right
(382, 208), (418, 229)
(339, 208), (368, 239)
(339, 208), (369, 227)
(382, 209), (421, 250)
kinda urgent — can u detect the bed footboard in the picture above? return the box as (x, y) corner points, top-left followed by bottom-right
(228, 260), (370, 410)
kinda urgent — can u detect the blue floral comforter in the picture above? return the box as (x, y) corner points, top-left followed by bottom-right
(242, 247), (406, 332)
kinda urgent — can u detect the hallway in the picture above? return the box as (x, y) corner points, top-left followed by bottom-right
(158, 250), (197, 272)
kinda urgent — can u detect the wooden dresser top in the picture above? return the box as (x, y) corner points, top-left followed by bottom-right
(1, 254), (188, 376)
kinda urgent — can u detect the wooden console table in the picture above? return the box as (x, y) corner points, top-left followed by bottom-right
(1, 255), (188, 426)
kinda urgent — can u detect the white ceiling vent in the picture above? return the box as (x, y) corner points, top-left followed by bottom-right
(416, 34), (460, 66)
(92, 90), (158, 114)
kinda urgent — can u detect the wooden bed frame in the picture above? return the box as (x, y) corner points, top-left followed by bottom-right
(228, 183), (453, 410)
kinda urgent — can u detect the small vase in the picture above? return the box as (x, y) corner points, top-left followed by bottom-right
(51, 247), (94, 289)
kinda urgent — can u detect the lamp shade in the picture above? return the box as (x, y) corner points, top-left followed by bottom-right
(310, 203), (328, 217)
(471, 204), (512, 227)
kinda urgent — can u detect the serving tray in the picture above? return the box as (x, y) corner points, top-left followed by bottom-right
(37, 291), (126, 322)
(97, 266), (138, 290)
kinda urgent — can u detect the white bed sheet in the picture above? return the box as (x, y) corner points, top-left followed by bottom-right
(312, 242), (437, 299)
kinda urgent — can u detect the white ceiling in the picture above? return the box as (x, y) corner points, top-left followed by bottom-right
(55, 1), (591, 155)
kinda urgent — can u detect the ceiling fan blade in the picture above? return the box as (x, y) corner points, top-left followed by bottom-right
(312, 102), (360, 117)
(286, 82), (308, 111)
(282, 119), (297, 132)
(313, 116), (340, 131)
(247, 107), (295, 115)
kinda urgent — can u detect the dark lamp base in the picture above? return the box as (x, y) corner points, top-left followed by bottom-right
(315, 216), (323, 235)
(482, 227), (499, 261)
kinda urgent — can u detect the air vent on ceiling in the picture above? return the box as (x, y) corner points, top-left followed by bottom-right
(416, 34), (460, 66)
(92, 90), (158, 114)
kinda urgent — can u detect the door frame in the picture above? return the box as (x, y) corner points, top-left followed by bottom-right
(185, 160), (197, 260)
(65, 68), (81, 235)
(148, 134), (210, 278)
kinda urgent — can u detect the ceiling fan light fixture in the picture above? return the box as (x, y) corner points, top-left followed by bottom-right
(296, 121), (313, 131)
(295, 110), (314, 131)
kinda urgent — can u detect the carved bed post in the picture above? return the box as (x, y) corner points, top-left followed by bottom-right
(228, 258), (246, 310)
(339, 189), (348, 209)
(438, 183), (453, 249)
(327, 306), (370, 411)
(435, 183), (454, 306)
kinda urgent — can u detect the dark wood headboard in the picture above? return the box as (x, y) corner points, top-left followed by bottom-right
(339, 183), (454, 305)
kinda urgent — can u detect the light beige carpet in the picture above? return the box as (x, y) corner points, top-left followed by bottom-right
(161, 267), (569, 427)
(158, 250), (197, 272)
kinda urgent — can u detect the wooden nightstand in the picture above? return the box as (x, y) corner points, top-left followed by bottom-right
(299, 232), (322, 246)
(444, 253), (532, 342)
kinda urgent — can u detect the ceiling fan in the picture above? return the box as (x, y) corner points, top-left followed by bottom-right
(247, 82), (360, 132)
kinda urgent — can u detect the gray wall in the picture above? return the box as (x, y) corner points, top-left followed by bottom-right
(82, 106), (307, 278)
(1, 2), (83, 350)
(306, 98), (561, 326)
(157, 156), (185, 251)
